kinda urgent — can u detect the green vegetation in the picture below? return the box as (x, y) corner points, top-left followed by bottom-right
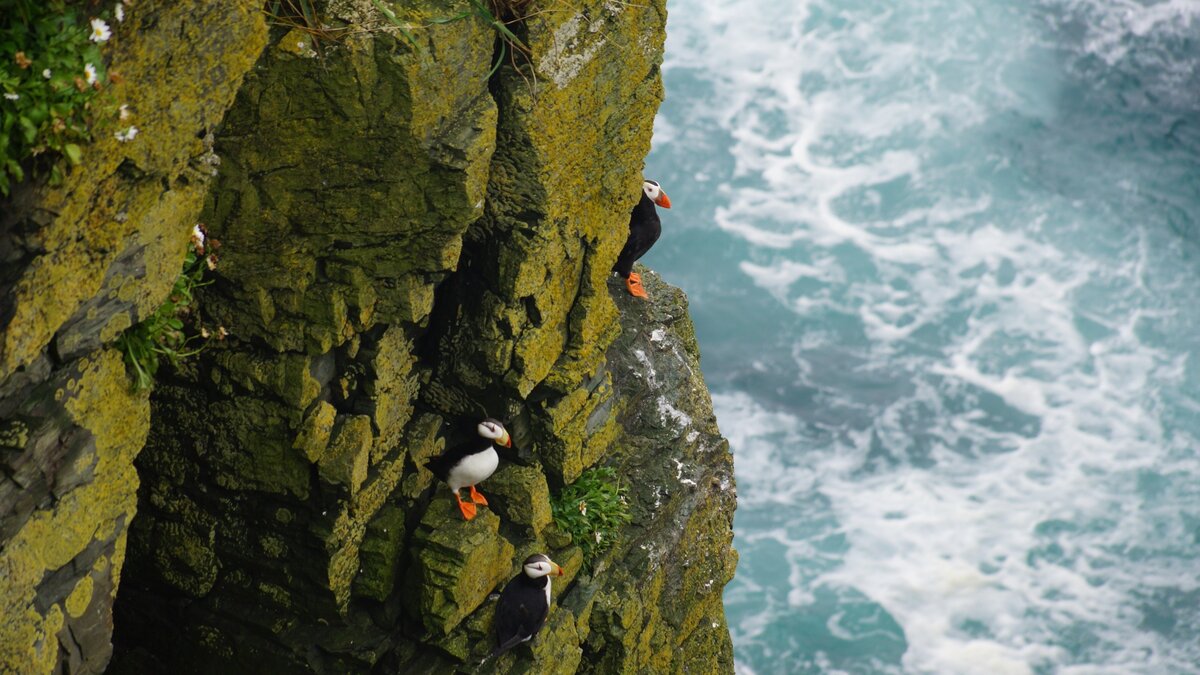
(115, 228), (222, 391)
(272, 0), (530, 79)
(264, 0), (353, 52)
(551, 466), (632, 564)
(0, 0), (116, 195)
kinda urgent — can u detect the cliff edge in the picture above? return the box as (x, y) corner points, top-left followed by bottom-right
(0, 1), (737, 672)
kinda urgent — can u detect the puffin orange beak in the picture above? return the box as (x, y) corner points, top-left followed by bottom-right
(501, 431), (512, 448)
(655, 191), (671, 209)
(551, 562), (563, 577)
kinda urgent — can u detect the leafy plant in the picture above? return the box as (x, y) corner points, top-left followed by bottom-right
(551, 467), (632, 565)
(0, 0), (117, 195)
(115, 227), (224, 391)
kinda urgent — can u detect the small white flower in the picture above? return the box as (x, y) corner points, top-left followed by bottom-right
(594, 531), (602, 544)
(191, 224), (206, 249)
(119, 103), (131, 120)
(84, 63), (97, 85)
(3, 93), (18, 101)
(42, 68), (51, 79)
(89, 18), (112, 42)
(114, 125), (138, 142)
(297, 41), (305, 50)
(115, 3), (125, 22)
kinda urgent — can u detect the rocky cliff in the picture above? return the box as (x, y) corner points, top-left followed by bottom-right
(0, 1), (737, 673)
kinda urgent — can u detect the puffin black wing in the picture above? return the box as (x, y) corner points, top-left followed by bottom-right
(423, 450), (456, 482)
(613, 193), (662, 278)
(424, 438), (481, 481)
(490, 577), (550, 657)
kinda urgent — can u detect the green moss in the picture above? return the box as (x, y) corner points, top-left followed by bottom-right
(318, 415), (373, 494)
(294, 400), (338, 463)
(84, 1), (738, 673)
(353, 506), (406, 601)
(214, 351), (321, 408)
(363, 326), (419, 458)
(405, 508), (514, 635)
(326, 440), (411, 613)
(198, 0), (497, 354)
(204, 396), (312, 498)
(399, 413), (447, 500)
(485, 463), (553, 533)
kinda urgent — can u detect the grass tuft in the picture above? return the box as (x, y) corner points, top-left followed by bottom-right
(115, 226), (225, 391)
(551, 467), (632, 566)
(263, 0), (353, 52)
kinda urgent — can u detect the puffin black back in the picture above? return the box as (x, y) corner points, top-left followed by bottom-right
(425, 418), (509, 520)
(614, 179), (671, 299)
(490, 554), (562, 658)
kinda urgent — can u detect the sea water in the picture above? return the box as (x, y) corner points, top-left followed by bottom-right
(644, 0), (1200, 673)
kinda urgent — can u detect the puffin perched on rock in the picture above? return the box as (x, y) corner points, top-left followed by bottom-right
(491, 554), (563, 658)
(614, 179), (671, 299)
(426, 418), (510, 520)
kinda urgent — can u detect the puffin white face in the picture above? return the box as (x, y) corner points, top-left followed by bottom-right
(642, 180), (671, 209)
(522, 554), (564, 579)
(477, 418), (512, 447)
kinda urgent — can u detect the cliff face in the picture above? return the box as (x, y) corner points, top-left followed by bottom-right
(0, 2), (267, 672)
(0, 1), (736, 673)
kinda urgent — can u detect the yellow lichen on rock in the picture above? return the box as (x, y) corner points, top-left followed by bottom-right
(0, 0), (268, 380)
(406, 508), (516, 635)
(0, 0), (738, 672)
(0, 349), (148, 673)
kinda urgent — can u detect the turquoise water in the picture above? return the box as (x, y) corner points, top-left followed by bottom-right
(644, 1), (1200, 673)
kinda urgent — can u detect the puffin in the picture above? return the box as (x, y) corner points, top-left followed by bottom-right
(425, 418), (510, 520)
(613, 179), (671, 299)
(491, 553), (564, 658)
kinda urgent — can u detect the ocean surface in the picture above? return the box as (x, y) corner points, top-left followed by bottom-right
(644, 0), (1200, 673)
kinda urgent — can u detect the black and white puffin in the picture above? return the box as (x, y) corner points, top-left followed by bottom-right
(491, 553), (564, 658)
(425, 418), (510, 520)
(613, 179), (671, 299)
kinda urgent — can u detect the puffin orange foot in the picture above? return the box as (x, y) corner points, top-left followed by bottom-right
(468, 485), (489, 506)
(456, 496), (478, 520)
(626, 273), (649, 299)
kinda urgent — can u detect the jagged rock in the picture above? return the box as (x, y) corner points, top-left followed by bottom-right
(486, 463), (554, 534)
(353, 505), (406, 602)
(0, 350), (148, 673)
(0, 3), (267, 671)
(294, 401), (338, 463)
(318, 415), (373, 494)
(405, 508), (515, 636)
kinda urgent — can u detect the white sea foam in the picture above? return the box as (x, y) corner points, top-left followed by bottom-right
(667, 0), (1200, 672)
